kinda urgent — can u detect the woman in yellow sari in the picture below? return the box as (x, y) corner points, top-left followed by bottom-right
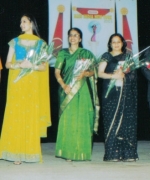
(0, 14), (51, 164)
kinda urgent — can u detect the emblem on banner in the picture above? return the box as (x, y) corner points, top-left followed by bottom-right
(88, 21), (101, 57)
(72, 6), (114, 57)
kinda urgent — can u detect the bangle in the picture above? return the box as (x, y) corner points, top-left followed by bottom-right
(10, 63), (20, 69)
(10, 64), (14, 69)
(15, 63), (20, 69)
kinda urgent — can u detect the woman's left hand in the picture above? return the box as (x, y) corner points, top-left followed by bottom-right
(76, 71), (86, 80)
(113, 69), (125, 79)
(19, 59), (33, 69)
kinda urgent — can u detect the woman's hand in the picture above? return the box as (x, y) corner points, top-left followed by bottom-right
(19, 59), (33, 69)
(112, 69), (125, 79)
(63, 85), (71, 94)
(55, 68), (72, 94)
(76, 71), (93, 80)
(76, 71), (85, 80)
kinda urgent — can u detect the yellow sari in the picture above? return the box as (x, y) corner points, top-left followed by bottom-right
(0, 34), (51, 162)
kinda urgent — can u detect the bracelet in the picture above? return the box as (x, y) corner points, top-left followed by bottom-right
(10, 64), (14, 69)
(110, 74), (113, 79)
(10, 63), (20, 69)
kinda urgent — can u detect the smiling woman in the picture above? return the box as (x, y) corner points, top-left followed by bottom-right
(20, 14), (40, 37)
(98, 33), (138, 162)
(0, 13), (51, 164)
(54, 27), (99, 161)
(20, 16), (33, 34)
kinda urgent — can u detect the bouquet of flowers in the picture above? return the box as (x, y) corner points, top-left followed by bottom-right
(69, 58), (94, 88)
(105, 46), (150, 98)
(14, 42), (54, 82)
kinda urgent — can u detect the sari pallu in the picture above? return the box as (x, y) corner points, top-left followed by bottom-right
(55, 48), (99, 160)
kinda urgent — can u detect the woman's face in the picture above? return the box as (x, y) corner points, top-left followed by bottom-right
(20, 16), (32, 33)
(68, 30), (81, 46)
(110, 36), (123, 52)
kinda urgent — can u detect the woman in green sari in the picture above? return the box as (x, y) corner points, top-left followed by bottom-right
(55, 28), (99, 161)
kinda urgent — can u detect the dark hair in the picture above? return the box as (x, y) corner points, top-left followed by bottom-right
(107, 33), (127, 52)
(21, 13), (40, 37)
(67, 27), (83, 48)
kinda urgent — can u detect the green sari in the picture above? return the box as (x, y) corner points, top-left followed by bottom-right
(55, 48), (99, 160)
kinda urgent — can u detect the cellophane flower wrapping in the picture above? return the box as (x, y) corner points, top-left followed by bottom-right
(105, 46), (150, 98)
(14, 42), (54, 82)
(69, 58), (93, 88)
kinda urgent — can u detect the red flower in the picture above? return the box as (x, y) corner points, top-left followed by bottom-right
(124, 67), (130, 74)
(147, 63), (150, 69)
(120, 66), (123, 70)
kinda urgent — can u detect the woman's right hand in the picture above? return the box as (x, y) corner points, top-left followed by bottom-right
(55, 69), (71, 94)
(63, 84), (71, 94)
(112, 69), (125, 79)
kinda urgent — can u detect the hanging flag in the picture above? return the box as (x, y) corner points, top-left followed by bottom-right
(122, 8), (133, 52)
(116, 0), (138, 54)
(52, 6), (64, 56)
(48, 0), (71, 66)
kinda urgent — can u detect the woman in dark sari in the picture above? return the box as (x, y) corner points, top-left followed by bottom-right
(55, 28), (99, 161)
(98, 33), (138, 162)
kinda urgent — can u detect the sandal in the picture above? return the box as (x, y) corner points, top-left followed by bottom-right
(123, 159), (136, 162)
(13, 161), (22, 165)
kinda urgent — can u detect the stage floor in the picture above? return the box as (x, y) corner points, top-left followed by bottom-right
(0, 141), (150, 180)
